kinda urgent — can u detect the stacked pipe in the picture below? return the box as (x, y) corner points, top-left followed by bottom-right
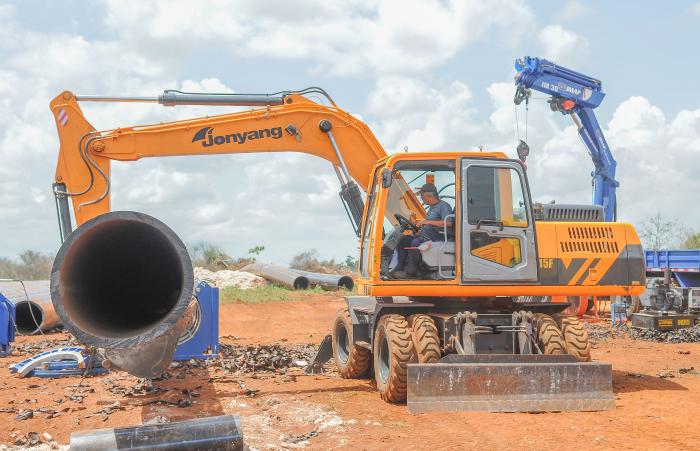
(242, 263), (310, 290)
(0, 280), (60, 334)
(242, 263), (354, 291)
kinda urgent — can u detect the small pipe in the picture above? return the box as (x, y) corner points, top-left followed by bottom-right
(0, 281), (61, 334)
(70, 415), (243, 451)
(242, 263), (310, 290)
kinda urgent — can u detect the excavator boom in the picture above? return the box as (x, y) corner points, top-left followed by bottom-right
(50, 89), (390, 236)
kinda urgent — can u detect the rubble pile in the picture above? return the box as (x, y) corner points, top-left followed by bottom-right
(219, 343), (316, 373)
(629, 325), (700, 343)
(586, 323), (700, 344)
(194, 267), (265, 289)
(12, 337), (79, 356)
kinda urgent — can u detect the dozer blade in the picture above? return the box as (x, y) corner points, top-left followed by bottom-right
(407, 354), (614, 413)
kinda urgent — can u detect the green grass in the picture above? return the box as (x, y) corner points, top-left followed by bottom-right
(220, 284), (328, 304)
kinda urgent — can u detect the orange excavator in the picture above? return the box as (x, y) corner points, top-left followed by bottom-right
(49, 87), (645, 413)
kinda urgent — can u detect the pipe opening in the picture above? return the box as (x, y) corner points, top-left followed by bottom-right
(338, 276), (354, 291)
(14, 301), (44, 334)
(293, 277), (309, 290)
(59, 218), (186, 339)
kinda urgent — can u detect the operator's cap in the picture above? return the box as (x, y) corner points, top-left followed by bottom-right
(416, 183), (438, 195)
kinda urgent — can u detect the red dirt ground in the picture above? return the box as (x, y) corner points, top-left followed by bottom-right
(1, 294), (699, 449)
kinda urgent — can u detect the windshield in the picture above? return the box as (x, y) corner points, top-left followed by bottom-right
(383, 160), (456, 233)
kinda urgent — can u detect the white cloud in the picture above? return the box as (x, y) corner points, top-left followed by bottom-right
(691, 2), (700, 15)
(367, 76), (481, 152)
(102, 0), (535, 76)
(538, 24), (589, 66)
(557, 1), (591, 21)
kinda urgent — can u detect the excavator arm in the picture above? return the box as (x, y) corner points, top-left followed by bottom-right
(49, 89), (396, 238)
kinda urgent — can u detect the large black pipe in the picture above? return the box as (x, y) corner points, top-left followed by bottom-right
(51, 211), (194, 377)
(70, 415), (243, 450)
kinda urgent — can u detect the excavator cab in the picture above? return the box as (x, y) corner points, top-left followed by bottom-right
(359, 154), (539, 285)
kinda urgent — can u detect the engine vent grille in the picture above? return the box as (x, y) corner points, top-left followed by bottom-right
(560, 226), (620, 254)
(537, 204), (605, 222)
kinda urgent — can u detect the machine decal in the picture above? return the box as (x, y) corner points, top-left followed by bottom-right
(57, 108), (68, 127)
(192, 126), (283, 147)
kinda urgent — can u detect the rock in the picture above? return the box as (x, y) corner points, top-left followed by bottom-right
(16, 409), (33, 420)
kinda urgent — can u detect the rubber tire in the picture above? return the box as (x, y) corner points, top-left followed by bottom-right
(408, 314), (441, 363)
(373, 314), (416, 403)
(332, 308), (370, 379)
(561, 317), (592, 362)
(533, 313), (567, 355)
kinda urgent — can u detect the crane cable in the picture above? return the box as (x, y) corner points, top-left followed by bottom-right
(514, 87), (530, 164)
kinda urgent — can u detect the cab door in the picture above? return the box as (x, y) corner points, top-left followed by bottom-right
(460, 158), (538, 283)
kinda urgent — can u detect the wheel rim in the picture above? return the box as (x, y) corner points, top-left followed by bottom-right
(378, 336), (390, 383)
(335, 322), (350, 364)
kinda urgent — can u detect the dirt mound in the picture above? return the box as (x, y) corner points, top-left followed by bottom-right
(194, 267), (265, 289)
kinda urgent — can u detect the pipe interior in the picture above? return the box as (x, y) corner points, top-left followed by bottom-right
(14, 301), (43, 334)
(60, 219), (185, 339)
(338, 276), (354, 291)
(293, 277), (309, 290)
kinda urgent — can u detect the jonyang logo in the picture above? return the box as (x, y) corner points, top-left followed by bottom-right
(192, 126), (283, 147)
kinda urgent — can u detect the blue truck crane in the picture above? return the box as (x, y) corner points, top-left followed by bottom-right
(514, 56), (619, 221)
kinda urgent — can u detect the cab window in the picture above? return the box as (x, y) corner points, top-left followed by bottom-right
(466, 166), (527, 227)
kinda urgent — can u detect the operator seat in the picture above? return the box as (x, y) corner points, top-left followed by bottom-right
(419, 206), (456, 275)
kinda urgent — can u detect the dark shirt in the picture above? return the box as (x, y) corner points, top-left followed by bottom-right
(421, 200), (453, 241)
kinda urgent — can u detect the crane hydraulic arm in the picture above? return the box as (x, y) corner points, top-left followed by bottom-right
(49, 89), (391, 239)
(514, 56), (619, 221)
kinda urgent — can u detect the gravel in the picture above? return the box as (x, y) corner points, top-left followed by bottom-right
(219, 343), (317, 373)
(586, 322), (700, 343)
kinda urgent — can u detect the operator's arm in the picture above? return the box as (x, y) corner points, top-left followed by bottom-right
(416, 202), (454, 227)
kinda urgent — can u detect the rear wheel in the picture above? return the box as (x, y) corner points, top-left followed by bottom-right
(373, 314), (416, 403)
(332, 308), (370, 378)
(408, 314), (441, 363)
(533, 313), (566, 355)
(561, 317), (591, 362)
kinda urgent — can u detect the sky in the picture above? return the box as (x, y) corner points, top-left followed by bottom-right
(1, 0), (700, 265)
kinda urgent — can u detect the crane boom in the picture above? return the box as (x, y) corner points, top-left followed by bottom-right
(514, 56), (619, 221)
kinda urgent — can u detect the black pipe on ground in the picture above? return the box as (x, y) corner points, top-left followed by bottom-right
(70, 415), (243, 450)
(50, 211), (194, 378)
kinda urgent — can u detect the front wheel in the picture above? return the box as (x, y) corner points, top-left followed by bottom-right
(373, 314), (416, 403)
(561, 317), (592, 362)
(332, 308), (370, 378)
